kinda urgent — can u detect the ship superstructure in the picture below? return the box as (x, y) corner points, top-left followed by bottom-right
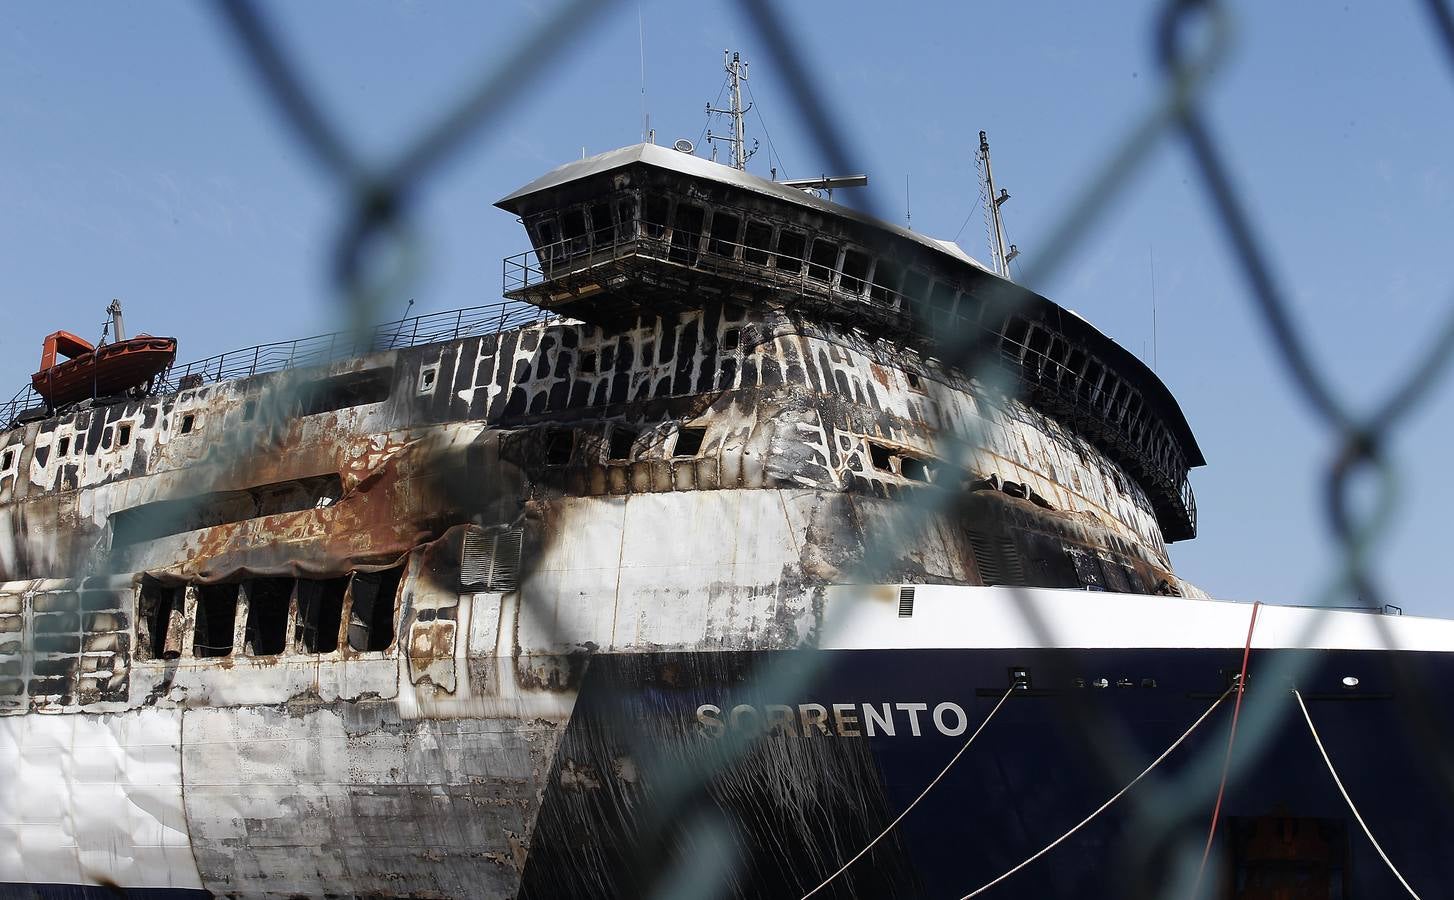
(0, 142), (1445, 899)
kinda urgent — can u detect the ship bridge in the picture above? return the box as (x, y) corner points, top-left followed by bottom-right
(496, 143), (1203, 542)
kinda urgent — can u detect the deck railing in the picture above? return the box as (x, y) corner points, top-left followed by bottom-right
(504, 222), (1199, 540)
(1, 300), (548, 429)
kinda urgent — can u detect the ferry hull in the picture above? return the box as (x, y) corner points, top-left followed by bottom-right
(3, 645), (1448, 899)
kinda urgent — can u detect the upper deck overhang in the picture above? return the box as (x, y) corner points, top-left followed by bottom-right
(496, 145), (1205, 542)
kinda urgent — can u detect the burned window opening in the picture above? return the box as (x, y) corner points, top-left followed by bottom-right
(708, 212), (740, 258)
(579, 350), (597, 374)
(418, 364), (439, 394)
(608, 426), (636, 460)
(669, 203), (704, 265)
(139, 578), (182, 660)
(841, 249), (870, 295)
(722, 328), (740, 351)
(868, 442), (893, 471)
(110, 473), (344, 546)
(589, 202), (615, 247)
(743, 220), (772, 265)
(906, 371), (924, 392)
(807, 239), (838, 283)
(117, 424), (132, 447)
(57, 437), (70, 457)
(616, 196), (638, 240)
(901, 456), (932, 483)
(348, 567), (403, 652)
(179, 414), (195, 434)
(295, 578), (347, 653)
(673, 426), (706, 457)
(545, 430), (574, 466)
(296, 368), (393, 416)
(193, 584), (238, 658)
(870, 259), (902, 305)
(244, 578), (293, 656)
(775, 229), (806, 274)
(0, 450), (12, 470)
(643, 195), (669, 238)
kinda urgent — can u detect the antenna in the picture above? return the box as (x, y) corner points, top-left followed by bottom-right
(906, 173), (912, 230)
(638, 1), (649, 143)
(706, 50), (758, 170)
(976, 131), (1019, 279)
(1149, 245), (1159, 372)
(107, 299), (126, 343)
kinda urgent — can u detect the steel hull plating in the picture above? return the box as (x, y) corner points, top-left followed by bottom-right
(4, 642), (1448, 899)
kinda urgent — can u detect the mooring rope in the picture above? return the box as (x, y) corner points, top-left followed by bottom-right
(956, 685), (1234, 900)
(1190, 600), (1261, 897)
(1292, 687), (1423, 899)
(798, 683), (1018, 900)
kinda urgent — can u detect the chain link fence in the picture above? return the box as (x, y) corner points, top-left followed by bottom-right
(11, 0), (1454, 896)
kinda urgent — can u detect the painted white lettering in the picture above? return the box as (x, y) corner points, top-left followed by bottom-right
(896, 702), (928, 736)
(799, 703), (830, 736)
(696, 704), (725, 739)
(862, 702), (895, 736)
(832, 702), (861, 737)
(933, 702), (968, 737)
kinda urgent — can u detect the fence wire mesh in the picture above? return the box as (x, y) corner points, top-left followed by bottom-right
(8, 0), (1454, 896)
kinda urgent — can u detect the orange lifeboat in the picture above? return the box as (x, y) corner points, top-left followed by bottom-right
(31, 329), (177, 408)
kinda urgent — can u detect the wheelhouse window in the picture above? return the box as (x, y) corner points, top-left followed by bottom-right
(708, 211), (741, 259)
(807, 239), (838, 283)
(589, 202), (615, 248)
(840, 249), (870, 296)
(775, 229), (806, 274)
(669, 203), (705, 264)
(743, 220), (773, 266)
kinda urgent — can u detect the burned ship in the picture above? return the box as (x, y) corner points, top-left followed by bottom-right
(3, 117), (1453, 898)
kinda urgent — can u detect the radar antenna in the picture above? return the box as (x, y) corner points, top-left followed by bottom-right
(976, 131), (1020, 280)
(706, 50), (758, 171)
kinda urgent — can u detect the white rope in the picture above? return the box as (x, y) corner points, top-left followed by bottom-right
(957, 686), (1233, 900)
(1292, 688), (1423, 899)
(799, 684), (1018, 900)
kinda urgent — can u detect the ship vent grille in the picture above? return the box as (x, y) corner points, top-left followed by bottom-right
(968, 532), (1026, 587)
(462, 527), (525, 592)
(898, 586), (916, 618)
(968, 532), (1003, 585)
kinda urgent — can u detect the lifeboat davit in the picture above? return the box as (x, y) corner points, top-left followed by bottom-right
(31, 329), (177, 408)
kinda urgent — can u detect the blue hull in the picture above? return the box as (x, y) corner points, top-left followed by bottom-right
(522, 647), (1454, 898)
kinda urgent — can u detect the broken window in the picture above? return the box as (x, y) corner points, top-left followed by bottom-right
(545, 429), (574, 466)
(906, 371), (925, 392)
(138, 578), (182, 660)
(0, 450), (11, 470)
(868, 442), (892, 471)
(244, 578), (293, 656)
(901, 456), (932, 482)
(901, 269), (930, 306)
(348, 567), (403, 652)
(807, 239), (838, 283)
(589, 201), (615, 247)
(669, 203), (704, 265)
(417, 364), (439, 395)
(295, 577), (347, 653)
(775, 229), (806, 274)
(561, 206), (588, 255)
(870, 259), (902, 305)
(179, 414), (195, 434)
(743, 220), (772, 265)
(608, 426), (636, 460)
(708, 211), (741, 258)
(840, 249), (870, 295)
(673, 426), (706, 457)
(616, 196), (638, 239)
(57, 437), (70, 457)
(193, 584), (239, 658)
(117, 424), (131, 447)
(297, 368), (392, 416)
(929, 281), (958, 317)
(643, 195), (669, 238)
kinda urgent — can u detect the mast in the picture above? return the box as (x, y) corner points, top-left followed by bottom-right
(976, 131), (1019, 279)
(706, 50), (757, 171)
(106, 299), (126, 343)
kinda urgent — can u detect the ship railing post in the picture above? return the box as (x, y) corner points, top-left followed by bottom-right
(251, 346), (261, 378)
(497, 304), (507, 333)
(453, 309), (463, 340)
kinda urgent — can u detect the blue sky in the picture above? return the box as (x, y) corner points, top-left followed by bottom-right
(3, 2), (1453, 613)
